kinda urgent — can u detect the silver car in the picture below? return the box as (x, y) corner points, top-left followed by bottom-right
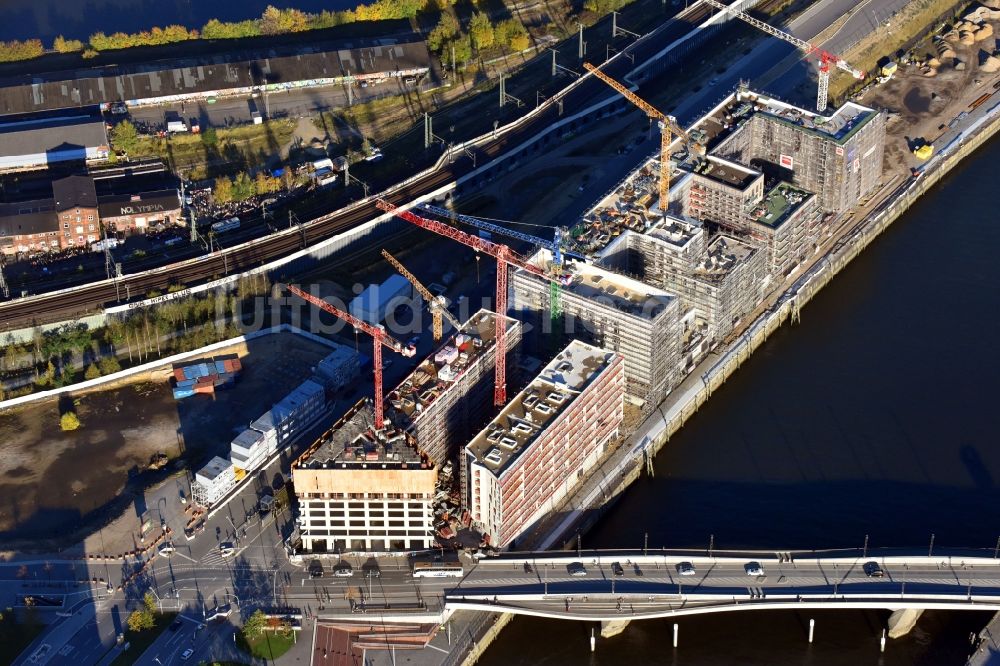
(676, 561), (696, 576)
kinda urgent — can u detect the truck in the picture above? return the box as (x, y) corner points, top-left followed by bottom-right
(166, 120), (187, 133)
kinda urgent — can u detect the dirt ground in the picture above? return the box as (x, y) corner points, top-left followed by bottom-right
(0, 331), (332, 544)
(859, 18), (1000, 178)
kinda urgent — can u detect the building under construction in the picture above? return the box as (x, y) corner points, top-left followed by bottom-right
(291, 400), (437, 553)
(510, 249), (681, 405)
(713, 89), (886, 213)
(464, 340), (625, 548)
(385, 309), (522, 468)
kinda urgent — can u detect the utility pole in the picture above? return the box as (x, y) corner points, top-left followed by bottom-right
(346, 67), (353, 106)
(451, 45), (456, 75)
(424, 113), (432, 148)
(551, 49), (558, 77)
(578, 24), (585, 59)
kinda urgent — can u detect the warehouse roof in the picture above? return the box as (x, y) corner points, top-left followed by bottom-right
(52, 175), (98, 211)
(466, 340), (619, 477)
(0, 115), (108, 159)
(0, 199), (56, 237)
(0, 40), (432, 115)
(98, 189), (180, 218)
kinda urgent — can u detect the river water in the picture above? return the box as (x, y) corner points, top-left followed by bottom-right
(480, 127), (1000, 662)
(0, 0), (357, 43)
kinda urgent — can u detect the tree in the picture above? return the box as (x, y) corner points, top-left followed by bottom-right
(127, 608), (154, 632)
(53, 35), (84, 52)
(496, 19), (529, 51)
(84, 363), (101, 380)
(427, 14), (459, 52)
(143, 592), (157, 614)
(213, 176), (234, 204)
(110, 120), (139, 155)
(0, 39), (44, 63)
(231, 172), (256, 201)
(99, 355), (122, 375)
(200, 127), (218, 147)
(242, 609), (267, 637)
(60, 412), (81, 431)
(448, 35), (472, 65)
(260, 6), (309, 35)
(469, 13), (494, 50)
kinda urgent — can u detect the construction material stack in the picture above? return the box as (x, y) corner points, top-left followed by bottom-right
(171, 355), (242, 399)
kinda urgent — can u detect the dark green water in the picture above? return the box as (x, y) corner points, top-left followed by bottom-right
(480, 129), (1000, 663)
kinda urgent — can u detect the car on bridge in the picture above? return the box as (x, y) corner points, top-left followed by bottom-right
(567, 562), (587, 577)
(611, 562), (625, 576)
(863, 561), (885, 578)
(363, 562), (381, 579)
(333, 563), (354, 578)
(676, 561), (696, 576)
(744, 561), (765, 576)
(309, 560), (324, 579)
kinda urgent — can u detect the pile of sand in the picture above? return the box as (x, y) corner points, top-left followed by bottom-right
(955, 58), (967, 70)
(975, 23), (995, 41)
(982, 54), (1000, 72)
(936, 38), (957, 59)
(922, 66), (938, 77)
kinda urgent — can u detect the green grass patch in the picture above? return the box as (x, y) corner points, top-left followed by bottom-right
(134, 120), (296, 179)
(237, 629), (296, 660)
(110, 612), (178, 666)
(0, 612), (45, 664)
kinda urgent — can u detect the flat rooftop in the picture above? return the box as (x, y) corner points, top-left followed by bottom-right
(739, 90), (878, 144)
(571, 159), (661, 256)
(750, 182), (814, 230)
(525, 248), (677, 319)
(690, 155), (760, 191)
(293, 399), (424, 471)
(386, 309), (517, 429)
(466, 340), (619, 476)
(646, 214), (704, 251)
(697, 234), (758, 278)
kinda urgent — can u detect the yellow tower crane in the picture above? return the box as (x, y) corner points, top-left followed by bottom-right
(381, 249), (462, 341)
(583, 62), (688, 212)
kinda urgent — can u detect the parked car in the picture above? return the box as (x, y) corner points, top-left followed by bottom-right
(180, 648), (194, 661)
(744, 561), (765, 576)
(567, 562), (587, 577)
(863, 561), (885, 578)
(333, 563), (354, 578)
(363, 562), (381, 579)
(676, 561), (696, 576)
(309, 560), (324, 579)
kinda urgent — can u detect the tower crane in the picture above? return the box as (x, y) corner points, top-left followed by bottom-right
(414, 202), (582, 320)
(376, 198), (557, 407)
(381, 249), (462, 341)
(286, 284), (416, 430)
(700, 0), (865, 112)
(583, 62), (688, 212)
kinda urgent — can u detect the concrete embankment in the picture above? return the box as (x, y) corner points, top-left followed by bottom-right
(969, 611), (1000, 665)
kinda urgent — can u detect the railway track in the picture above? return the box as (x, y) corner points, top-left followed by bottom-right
(0, 2), (718, 331)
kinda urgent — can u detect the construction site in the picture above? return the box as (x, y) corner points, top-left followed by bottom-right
(214, 0), (1000, 557)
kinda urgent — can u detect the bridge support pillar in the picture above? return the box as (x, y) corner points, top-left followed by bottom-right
(887, 608), (924, 639)
(600, 619), (632, 638)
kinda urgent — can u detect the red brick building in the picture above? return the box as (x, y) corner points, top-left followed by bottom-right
(52, 175), (99, 249)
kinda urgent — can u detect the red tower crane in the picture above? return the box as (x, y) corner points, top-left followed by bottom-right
(286, 284), (415, 429)
(701, 0), (864, 112)
(376, 199), (553, 406)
